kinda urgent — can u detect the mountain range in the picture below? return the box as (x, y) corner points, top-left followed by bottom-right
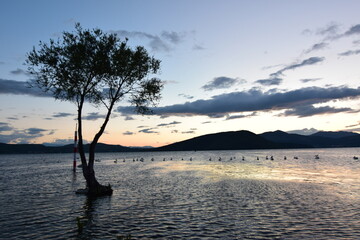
(0, 130), (359, 154)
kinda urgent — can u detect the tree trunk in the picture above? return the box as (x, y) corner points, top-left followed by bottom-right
(76, 97), (113, 197)
(83, 167), (113, 197)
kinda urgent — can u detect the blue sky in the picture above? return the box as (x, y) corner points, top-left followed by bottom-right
(1, 0), (360, 147)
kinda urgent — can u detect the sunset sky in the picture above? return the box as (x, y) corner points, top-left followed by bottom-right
(1, 0), (360, 147)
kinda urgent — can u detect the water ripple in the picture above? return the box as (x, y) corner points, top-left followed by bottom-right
(0, 149), (359, 239)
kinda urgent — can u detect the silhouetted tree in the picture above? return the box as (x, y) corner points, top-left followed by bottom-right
(26, 23), (163, 196)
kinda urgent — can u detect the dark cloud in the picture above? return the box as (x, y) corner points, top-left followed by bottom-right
(0, 125), (53, 143)
(182, 131), (195, 134)
(0, 122), (13, 132)
(304, 42), (328, 54)
(0, 79), (51, 97)
(178, 93), (194, 100)
(123, 131), (135, 135)
(163, 80), (179, 85)
(257, 57), (324, 87)
(52, 112), (73, 118)
(226, 112), (257, 120)
(26, 128), (47, 135)
(261, 64), (284, 70)
(271, 57), (325, 77)
(117, 86), (360, 118)
(157, 121), (181, 127)
(124, 116), (135, 121)
(338, 49), (360, 56)
(346, 121), (360, 128)
(83, 112), (106, 121)
(282, 104), (353, 118)
(202, 76), (246, 91)
(137, 125), (149, 128)
(10, 68), (31, 76)
(255, 77), (282, 86)
(300, 78), (322, 83)
(139, 128), (158, 134)
(193, 44), (205, 50)
(316, 23), (340, 36)
(207, 113), (227, 119)
(7, 117), (19, 121)
(109, 30), (186, 52)
(161, 31), (185, 44)
(287, 128), (319, 135)
(171, 130), (178, 133)
(344, 24), (360, 36)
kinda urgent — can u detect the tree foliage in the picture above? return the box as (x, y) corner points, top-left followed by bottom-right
(26, 23), (163, 196)
(27, 23), (162, 112)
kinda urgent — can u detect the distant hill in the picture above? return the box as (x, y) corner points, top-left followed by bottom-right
(1, 130), (359, 154)
(0, 142), (141, 154)
(310, 131), (359, 138)
(261, 130), (360, 148)
(156, 130), (282, 151)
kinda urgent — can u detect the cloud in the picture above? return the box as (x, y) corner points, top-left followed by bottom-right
(161, 31), (185, 44)
(0, 122), (13, 132)
(157, 121), (181, 127)
(10, 68), (31, 76)
(202, 121), (211, 124)
(346, 121), (360, 128)
(52, 112), (74, 118)
(182, 131), (195, 134)
(193, 44), (205, 50)
(163, 80), (179, 85)
(124, 116), (135, 121)
(316, 23), (340, 37)
(271, 57), (325, 77)
(139, 128), (158, 134)
(0, 79), (51, 97)
(287, 128), (319, 135)
(282, 104), (353, 118)
(255, 77), (282, 86)
(123, 131), (135, 135)
(83, 112), (106, 121)
(300, 78), (322, 83)
(7, 117), (19, 121)
(178, 93), (194, 100)
(0, 125), (53, 144)
(109, 30), (187, 52)
(117, 86), (360, 118)
(226, 112), (257, 120)
(338, 49), (360, 56)
(256, 57), (324, 87)
(26, 128), (48, 135)
(202, 76), (246, 91)
(304, 42), (328, 54)
(344, 24), (360, 36)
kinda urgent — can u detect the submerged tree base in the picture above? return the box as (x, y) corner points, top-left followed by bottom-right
(76, 184), (113, 197)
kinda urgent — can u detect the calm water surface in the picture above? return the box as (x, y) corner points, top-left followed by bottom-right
(0, 148), (359, 239)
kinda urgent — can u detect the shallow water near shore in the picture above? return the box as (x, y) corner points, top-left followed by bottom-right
(0, 148), (359, 239)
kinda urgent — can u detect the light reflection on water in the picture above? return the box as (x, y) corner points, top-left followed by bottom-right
(0, 148), (359, 239)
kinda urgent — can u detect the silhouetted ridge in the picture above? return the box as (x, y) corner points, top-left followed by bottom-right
(261, 130), (360, 148)
(1, 130), (359, 154)
(156, 130), (281, 151)
(310, 131), (358, 138)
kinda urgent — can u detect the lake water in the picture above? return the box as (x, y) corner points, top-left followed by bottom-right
(0, 148), (359, 239)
